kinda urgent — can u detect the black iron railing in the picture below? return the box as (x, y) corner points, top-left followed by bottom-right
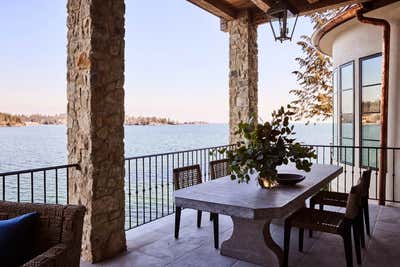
(0, 164), (79, 204)
(123, 144), (234, 229)
(305, 145), (400, 203)
(0, 144), (399, 231)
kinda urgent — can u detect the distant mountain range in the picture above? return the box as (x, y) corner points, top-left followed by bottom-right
(0, 112), (207, 127)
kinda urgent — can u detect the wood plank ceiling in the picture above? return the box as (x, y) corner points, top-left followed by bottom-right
(186, 0), (382, 24)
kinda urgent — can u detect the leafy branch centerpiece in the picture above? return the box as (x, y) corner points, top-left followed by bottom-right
(220, 106), (316, 189)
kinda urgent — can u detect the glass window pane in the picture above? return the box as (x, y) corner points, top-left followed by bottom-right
(362, 85), (381, 113)
(340, 138), (353, 164)
(361, 140), (380, 168)
(341, 122), (353, 138)
(362, 116), (380, 141)
(341, 64), (353, 90)
(342, 90), (353, 113)
(362, 56), (382, 86)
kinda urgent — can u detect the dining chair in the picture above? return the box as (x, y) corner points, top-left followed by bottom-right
(309, 169), (372, 247)
(209, 159), (230, 180)
(284, 184), (363, 267)
(173, 164), (219, 249)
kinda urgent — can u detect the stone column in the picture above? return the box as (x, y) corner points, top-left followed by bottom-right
(67, 0), (126, 262)
(228, 10), (258, 144)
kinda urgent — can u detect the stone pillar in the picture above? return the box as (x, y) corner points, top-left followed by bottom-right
(228, 10), (258, 144)
(67, 0), (126, 262)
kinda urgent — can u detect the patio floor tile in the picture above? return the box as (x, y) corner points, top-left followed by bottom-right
(81, 203), (399, 267)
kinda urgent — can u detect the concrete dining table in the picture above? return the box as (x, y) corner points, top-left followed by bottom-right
(174, 164), (343, 267)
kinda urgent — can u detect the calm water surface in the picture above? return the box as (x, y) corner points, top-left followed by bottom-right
(0, 123), (331, 172)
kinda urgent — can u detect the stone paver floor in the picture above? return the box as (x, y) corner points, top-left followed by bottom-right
(81, 202), (400, 267)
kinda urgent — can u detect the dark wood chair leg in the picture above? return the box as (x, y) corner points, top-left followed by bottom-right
(175, 206), (182, 239)
(197, 210), (202, 228)
(209, 213), (213, 221)
(363, 200), (371, 236)
(212, 213), (219, 249)
(358, 212), (366, 248)
(342, 228), (354, 267)
(352, 222), (362, 265)
(309, 199), (315, 238)
(319, 204), (324, 211)
(284, 223), (292, 267)
(299, 228), (304, 252)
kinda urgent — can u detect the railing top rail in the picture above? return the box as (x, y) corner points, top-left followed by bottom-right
(0, 164), (79, 177)
(305, 144), (400, 150)
(2, 144), (399, 176)
(124, 144), (233, 160)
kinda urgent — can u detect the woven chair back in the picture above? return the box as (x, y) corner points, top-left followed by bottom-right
(173, 164), (202, 190)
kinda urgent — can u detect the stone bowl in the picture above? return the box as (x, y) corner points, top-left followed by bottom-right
(276, 173), (305, 185)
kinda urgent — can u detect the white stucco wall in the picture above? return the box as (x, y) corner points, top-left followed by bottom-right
(317, 3), (400, 201)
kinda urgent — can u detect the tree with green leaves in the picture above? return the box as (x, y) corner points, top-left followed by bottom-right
(290, 8), (348, 123)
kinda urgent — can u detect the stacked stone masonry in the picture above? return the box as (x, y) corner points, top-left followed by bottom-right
(228, 10), (259, 144)
(67, 0), (126, 262)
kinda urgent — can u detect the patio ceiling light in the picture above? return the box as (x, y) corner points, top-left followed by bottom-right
(266, 1), (299, 43)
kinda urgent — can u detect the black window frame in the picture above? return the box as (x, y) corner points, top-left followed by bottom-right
(339, 60), (355, 166)
(359, 53), (382, 169)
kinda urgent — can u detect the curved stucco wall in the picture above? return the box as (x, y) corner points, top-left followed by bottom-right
(331, 19), (400, 147)
(327, 14), (400, 200)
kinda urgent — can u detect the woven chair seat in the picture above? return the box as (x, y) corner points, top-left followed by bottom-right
(311, 191), (349, 207)
(287, 207), (346, 234)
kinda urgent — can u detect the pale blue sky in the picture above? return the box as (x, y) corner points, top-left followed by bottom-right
(0, 0), (313, 123)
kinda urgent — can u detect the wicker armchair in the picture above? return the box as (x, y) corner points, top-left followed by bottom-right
(284, 184), (363, 267)
(0, 201), (85, 267)
(173, 165), (219, 249)
(209, 159), (230, 180)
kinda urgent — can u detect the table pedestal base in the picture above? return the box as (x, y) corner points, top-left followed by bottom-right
(221, 217), (283, 267)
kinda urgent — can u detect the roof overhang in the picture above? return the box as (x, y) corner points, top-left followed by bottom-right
(186, 0), (376, 25)
(312, 0), (400, 55)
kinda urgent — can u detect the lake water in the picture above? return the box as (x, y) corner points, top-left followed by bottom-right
(0, 123), (334, 226)
(0, 123), (332, 172)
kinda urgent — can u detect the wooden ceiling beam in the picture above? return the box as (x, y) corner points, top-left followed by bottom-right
(296, 0), (369, 15)
(250, 0), (271, 12)
(187, 0), (238, 20)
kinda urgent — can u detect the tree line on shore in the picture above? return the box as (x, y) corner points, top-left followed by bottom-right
(0, 112), (207, 127)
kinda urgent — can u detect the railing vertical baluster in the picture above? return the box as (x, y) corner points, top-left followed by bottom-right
(323, 147), (325, 164)
(375, 148), (378, 198)
(359, 146), (362, 179)
(128, 159), (132, 229)
(31, 172), (34, 203)
(149, 157), (152, 221)
(43, 170), (47, 203)
(17, 173), (20, 202)
(135, 159), (139, 226)
(344, 147), (347, 193)
(66, 167), (69, 204)
(208, 148), (210, 181)
(2, 175), (4, 201)
(155, 156), (158, 219)
(161, 155), (164, 217)
(142, 158), (145, 224)
(55, 168), (59, 204)
(392, 149), (395, 202)
(172, 153), (175, 212)
(167, 154), (170, 215)
(203, 149), (206, 181)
